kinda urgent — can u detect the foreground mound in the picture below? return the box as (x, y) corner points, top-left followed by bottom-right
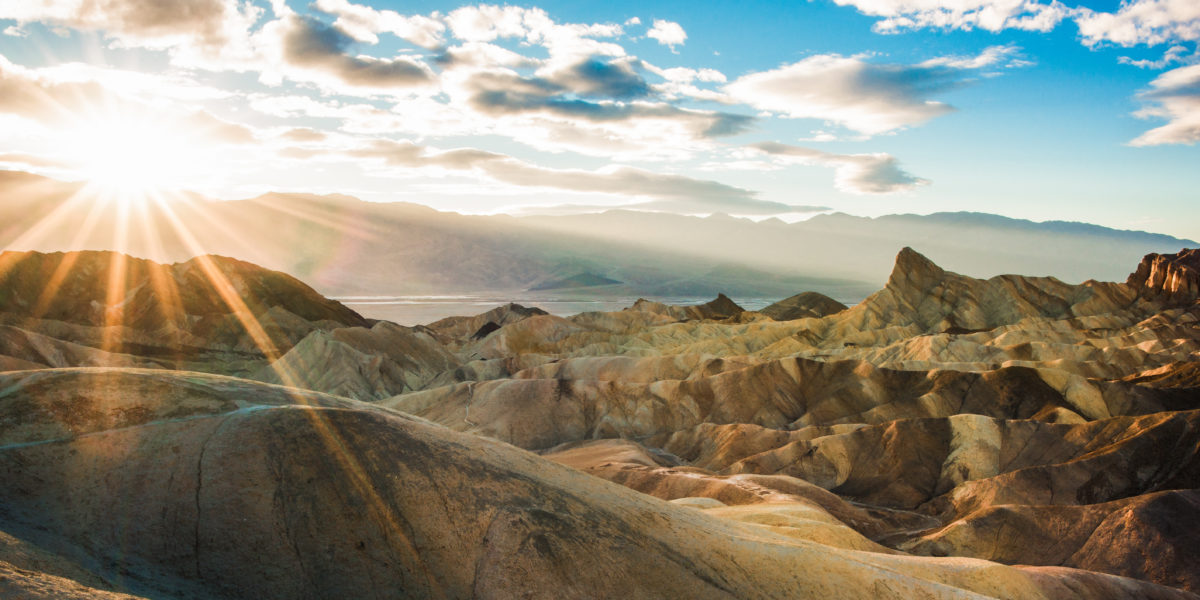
(1, 369), (1192, 599)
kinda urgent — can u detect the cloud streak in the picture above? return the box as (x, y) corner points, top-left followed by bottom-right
(346, 138), (826, 215)
(747, 142), (929, 194)
(726, 46), (1023, 135)
(832, 0), (1067, 34)
(1130, 63), (1200, 146)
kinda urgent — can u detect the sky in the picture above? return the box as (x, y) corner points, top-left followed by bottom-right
(0, 0), (1197, 239)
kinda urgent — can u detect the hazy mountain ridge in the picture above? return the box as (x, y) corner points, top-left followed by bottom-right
(1, 171), (1192, 302)
(0, 172), (866, 299)
(522, 209), (1197, 286)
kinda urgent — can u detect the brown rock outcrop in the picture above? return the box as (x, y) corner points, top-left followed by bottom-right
(1128, 248), (1200, 305)
(761, 291), (849, 321)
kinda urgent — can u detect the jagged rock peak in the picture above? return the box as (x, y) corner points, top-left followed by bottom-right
(1127, 248), (1200, 304)
(698, 293), (744, 319)
(886, 247), (946, 292)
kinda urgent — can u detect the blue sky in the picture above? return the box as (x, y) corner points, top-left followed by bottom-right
(0, 0), (1197, 239)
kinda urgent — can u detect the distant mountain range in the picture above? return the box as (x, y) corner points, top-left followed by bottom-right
(1, 170), (1193, 300)
(519, 209), (1196, 287)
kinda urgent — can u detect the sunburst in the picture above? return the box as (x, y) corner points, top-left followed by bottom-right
(63, 107), (212, 206)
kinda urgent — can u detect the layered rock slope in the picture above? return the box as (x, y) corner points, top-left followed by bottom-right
(2, 246), (1199, 597)
(7, 369), (1190, 599)
(384, 246), (1200, 594)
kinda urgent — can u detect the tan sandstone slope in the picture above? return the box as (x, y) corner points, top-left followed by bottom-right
(0, 369), (1193, 600)
(1, 247), (1199, 597)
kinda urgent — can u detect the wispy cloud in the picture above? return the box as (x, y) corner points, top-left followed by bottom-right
(346, 138), (797, 214)
(1130, 63), (1200, 146)
(0, 0), (262, 67)
(311, 0), (445, 48)
(726, 46), (1024, 136)
(831, 0), (1200, 52)
(746, 142), (929, 194)
(833, 0), (1067, 34)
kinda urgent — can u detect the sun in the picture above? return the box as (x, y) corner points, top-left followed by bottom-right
(66, 109), (213, 202)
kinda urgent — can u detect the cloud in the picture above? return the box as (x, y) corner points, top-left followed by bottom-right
(829, 0), (1067, 33)
(434, 42), (539, 69)
(647, 19), (687, 49)
(455, 66), (752, 143)
(280, 127), (328, 142)
(918, 43), (1026, 69)
(0, 0), (262, 65)
(512, 199), (830, 217)
(346, 138), (801, 214)
(311, 0), (445, 48)
(183, 111), (256, 144)
(0, 55), (256, 149)
(1119, 45), (1193, 69)
(348, 138), (506, 170)
(546, 56), (651, 99)
(444, 4), (625, 58)
(1129, 63), (1200, 146)
(831, 0), (1200, 53)
(727, 51), (1002, 135)
(1075, 0), (1200, 48)
(276, 15), (434, 89)
(747, 142), (929, 194)
(0, 55), (111, 123)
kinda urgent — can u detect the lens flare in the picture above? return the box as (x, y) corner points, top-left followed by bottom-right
(64, 108), (213, 206)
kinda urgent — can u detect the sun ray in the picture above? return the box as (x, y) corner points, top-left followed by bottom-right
(29, 190), (114, 320)
(153, 197), (413, 546)
(101, 253), (130, 355)
(3, 182), (112, 257)
(139, 192), (188, 356)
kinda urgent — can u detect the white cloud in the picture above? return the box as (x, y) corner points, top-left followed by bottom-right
(726, 46), (1027, 136)
(1119, 45), (1193, 69)
(745, 142), (929, 194)
(832, 0), (1200, 54)
(1075, 0), (1200, 47)
(0, 0), (263, 67)
(726, 54), (953, 135)
(444, 4), (625, 59)
(1129, 63), (1200, 146)
(833, 0), (1067, 33)
(435, 42), (540, 69)
(311, 0), (445, 48)
(647, 19), (687, 49)
(919, 43), (1023, 68)
(625, 17), (641, 26)
(346, 138), (800, 214)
